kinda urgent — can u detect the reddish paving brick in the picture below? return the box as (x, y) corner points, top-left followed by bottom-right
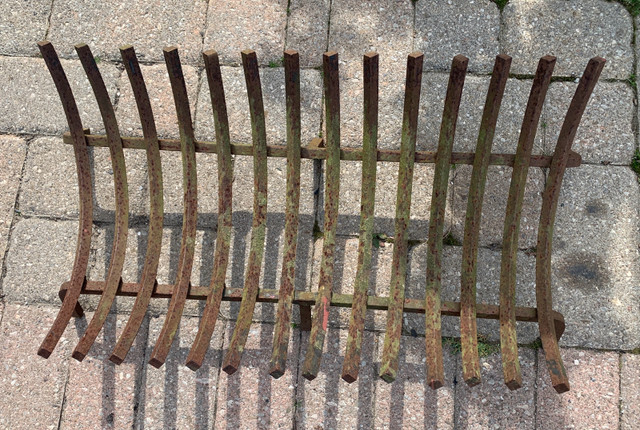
(0, 304), (74, 429)
(536, 348), (619, 430)
(215, 323), (299, 429)
(621, 353), (640, 429)
(0, 136), (26, 260)
(60, 313), (147, 430)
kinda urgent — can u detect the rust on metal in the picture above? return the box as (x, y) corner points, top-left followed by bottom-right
(302, 51), (341, 380)
(536, 56), (605, 394)
(72, 43), (129, 362)
(222, 50), (269, 375)
(269, 49), (303, 379)
(110, 45), (164, 365)
(379, 52), (423, 384)
(499, 56), (555, 389)
(459, 54), (511, 387)
(424, 54), (469, 389)
(148, 47), (198, 368)
(342, 52), (379, 384)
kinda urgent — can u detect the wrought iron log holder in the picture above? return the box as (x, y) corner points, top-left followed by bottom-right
(36, 41), (605, 394)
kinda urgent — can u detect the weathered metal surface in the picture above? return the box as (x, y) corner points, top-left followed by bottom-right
(302, 51), (341, 381)
(185, 50), (234, 371)
(342, 52), (379, 384)
(536, 56), (605, 394)
(424, 55), (468, 390)
(379, 52), (423, 384)
(110, 45), (164, 365)
(148, 47), (198, 368)
(269, 50), (303, 379)
(72, 43), (129, 362)
(64, 134), (581, 168)
(222, 50), (268, 375)
(459, 55), (512, 387)
(36, 41), (93, 359)
(499, 56), (555, 389)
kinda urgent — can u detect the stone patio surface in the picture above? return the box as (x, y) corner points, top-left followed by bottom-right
(0, 0), (638, 428)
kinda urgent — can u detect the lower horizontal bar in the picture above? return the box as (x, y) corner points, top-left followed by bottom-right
(62, 133), (581, 168)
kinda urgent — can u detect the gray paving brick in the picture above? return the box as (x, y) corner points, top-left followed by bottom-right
(285, 0), (330, 68)
(503, 0), (633, 79)
(0, 0), (51, 56)
(415, 0), (500, 73)
(47, 0), (208, 64)
(621, 353), (640, 430)
(203, 0), (288, 66)
(0, 56), (119, 135)
(0, 136), (26, 262)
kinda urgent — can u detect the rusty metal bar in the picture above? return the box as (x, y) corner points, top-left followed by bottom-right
(499, 56), (555, 389)
(342, 52), (379, 384)
(537, 56), (605, 394)
(379, 52), (423, 383)
(148, 47), (198, 368)
(302, 51), (341, 380)
(269, 50), (303, 378)
(37, 41), (93, 358)
(72, 43), (129, 362)
(424, 55), (468, 389)
(185, 50), (234, 371)
(222, 50), (269, 375)
(110, 45), (164, 365)
(63, 133), (581, 168)
(458, 54), (511, 386)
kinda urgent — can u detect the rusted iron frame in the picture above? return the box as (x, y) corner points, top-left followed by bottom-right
(342, 52), (379, 384)
(379, 52), (423, 384)
(269, 50), (303, 378)
(72, 43), (130, 362)
(222, 50), (269, 375)
(110, 45), (165, 365)
(459, 55), (512, 387)
(498, 56), (555, 388)
(536, 56), (605, 394)
(148, 47), (198, 368)
(186, 50), (234, 371)
(302, 51), (341, 380)
(37, 41), (92, 358)
(63, 134), (581, 168)
(425, 55), (469, 390)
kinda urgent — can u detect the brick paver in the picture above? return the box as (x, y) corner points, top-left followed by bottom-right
(0, 136), (26, 262)
(621, 353), (640, 429)
(0, 0), (51, 56)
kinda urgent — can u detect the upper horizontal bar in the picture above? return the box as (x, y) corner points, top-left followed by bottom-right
(62, 133), (581, 168)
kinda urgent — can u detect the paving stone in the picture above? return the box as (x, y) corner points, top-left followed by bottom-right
(0, 56), (119, 136)
(20, 137), (150, 222)
(60, 313), (147, 430)
(0, 0), (51, 56)
(139, 315), (224, 430)
(285, 0), (330, 68)
(0, 304), (74, 430)
(455, 348), (536, 429)
(0, 136), (26, 260)
(414, 0), (500, 73)
(3, 218), (80, 305)
(215, 323), (299, 429)
(451, 165), (544, 249)
(203, 0), (288, 66)
(116, 63), (201, 140)
(195, 66), (323, 145)
(374, 335), (456, 429)
(544, 82), (634, 164)
(552, 165), (640, 349)
(503, 0), (633, 79)
(47, 0), (208, 64)
(621, 353), (640, 429)
(536, 348), (619, 429)
(296, 328), (376, 429)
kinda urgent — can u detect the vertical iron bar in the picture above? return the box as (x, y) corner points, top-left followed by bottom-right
(499, 56), (555, 389)
(342, 52), (379, 383)
(221, 50), (268, 375)
(423, 55), (469, 388)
